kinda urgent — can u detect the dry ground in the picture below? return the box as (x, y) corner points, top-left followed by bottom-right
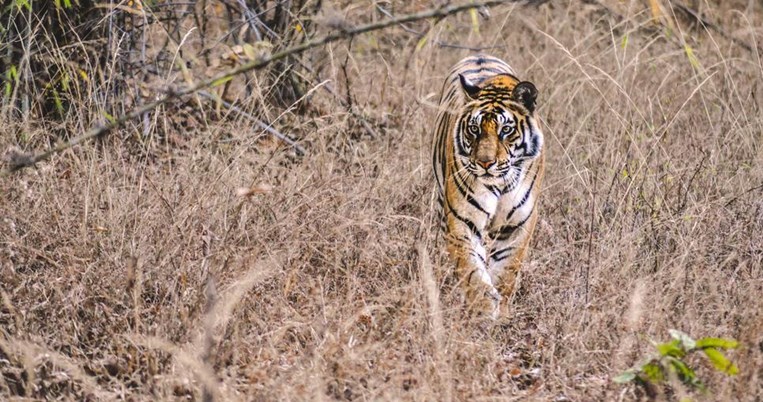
(2, 1), (763, 400)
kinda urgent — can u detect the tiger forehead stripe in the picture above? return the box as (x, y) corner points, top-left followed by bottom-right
(472, 108), (515, 124)
(480, 74), (519, 90)
(480, 117), (497, 131)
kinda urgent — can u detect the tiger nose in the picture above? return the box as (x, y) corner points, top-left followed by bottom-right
(477, 158), (495, 169)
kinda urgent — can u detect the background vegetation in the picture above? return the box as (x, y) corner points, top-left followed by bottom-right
(1, 0), (761, 400)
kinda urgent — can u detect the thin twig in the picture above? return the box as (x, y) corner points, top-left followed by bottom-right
(670, 0), (754, 53)
(321, 80), (380, 139)
(376, 5), (423, 35)
(377, 4), (506, 52)
(724, 182), (763, 208)
(235, 0), (263, 41)
(290, 57), (379, 138)
(337, 38), (378, 139)
(1, 0), (508, 177)
(196, 90), (306, 155)
(201, 276), (218, 402)
(436, 41), (506, 51)
(585, 170), (597, 306)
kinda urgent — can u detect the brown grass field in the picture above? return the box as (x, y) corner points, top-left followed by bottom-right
(1, 0), (762, 400)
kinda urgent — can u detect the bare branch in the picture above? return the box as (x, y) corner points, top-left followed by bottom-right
(235, 0), (263, 41)
(1, 0), (509, 177)
(670, 0), (754, 53)
(375, 5), (423, 35)
(436, 42), (506, 51)
(196, 90), (306, 155)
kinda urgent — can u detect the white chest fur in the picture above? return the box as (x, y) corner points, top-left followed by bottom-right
(489, 170), (535, 231)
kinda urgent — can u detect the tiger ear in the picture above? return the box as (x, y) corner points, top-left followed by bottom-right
(512, 81), (538, 113)
(459, 74), (481, 100)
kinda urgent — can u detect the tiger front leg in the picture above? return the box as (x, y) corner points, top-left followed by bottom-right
(445, 224), (501, 319)
(488, 211), (538, 313)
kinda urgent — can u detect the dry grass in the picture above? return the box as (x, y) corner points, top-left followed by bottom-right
(2, 1), (763, 400)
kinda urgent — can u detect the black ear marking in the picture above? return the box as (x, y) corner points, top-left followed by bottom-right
(459, 74), (481, 100)
(512, 81), (538, 113)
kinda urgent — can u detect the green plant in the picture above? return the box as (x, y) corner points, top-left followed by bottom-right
(615, 330), (739, 395)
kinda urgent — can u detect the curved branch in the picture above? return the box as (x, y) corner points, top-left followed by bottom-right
(2, 0), (510, 177)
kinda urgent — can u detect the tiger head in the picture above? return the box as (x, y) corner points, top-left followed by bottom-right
(456, 73), (543, 184)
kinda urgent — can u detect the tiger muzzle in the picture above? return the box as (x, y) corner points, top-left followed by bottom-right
(473, 137), (498, 170)
(476, 156), (496, 169)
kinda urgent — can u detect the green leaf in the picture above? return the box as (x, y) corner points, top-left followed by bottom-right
(684, 44), (700, 70)
(211, 76), (233, 87)
(669, 329), (696, 350)
(3, 66), (15, 98)
(367, 34), (379, 50)
(642, 362), (664, 383)
(415, 34), (428, 52)
(15, 0), (32, 11)
(102, 112), (116, 124)
(60, 72), (70, 91)
(613, 369), (638, 384)
(657, 339), (686, 358)
(469, 8), (479, 34)
(242, 43), (256, 60)
(703, 348), (738, 375)
(620, 34), (628, 49)
(696, 337), (739, 350)
(665, 356), (700, 387)
(52, 88), (64, 115)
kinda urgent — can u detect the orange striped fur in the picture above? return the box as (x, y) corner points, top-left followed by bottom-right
(432, 55), (545, 319)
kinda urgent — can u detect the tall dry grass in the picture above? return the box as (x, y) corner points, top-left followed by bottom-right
(1, 0), (762, 400)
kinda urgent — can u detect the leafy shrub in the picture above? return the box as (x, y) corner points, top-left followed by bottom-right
(615, 330), (739, 397)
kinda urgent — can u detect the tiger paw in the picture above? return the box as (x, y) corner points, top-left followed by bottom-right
(466, 286), (502, 320)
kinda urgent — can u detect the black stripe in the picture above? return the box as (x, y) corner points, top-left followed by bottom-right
(525, 118), (540, 157)
(478, 100), (499, 109)
(480, 88), (512, 96)
(436, 115), (449, 139)
(452, 170), (489, 216)
(444, 87), (458, 101)
(446, 203), (482, 241)
(461, 60), (514, 74)
(467, 268), (479, 285)
(472, 55), (492, 65)
(485, 184), (501, 197)
(450, 67), (505, 82)
(466, 260), (488, 285)
(471, 250), (487, 266)
(493, 204), (535, 241)
(456, 122), (471, 156)
(505, 169), (538, 221)
(514, 120), (529, 156)
(490, 246), (515, 262)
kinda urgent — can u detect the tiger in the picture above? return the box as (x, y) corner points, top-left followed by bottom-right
(432, 54), (545, 319)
